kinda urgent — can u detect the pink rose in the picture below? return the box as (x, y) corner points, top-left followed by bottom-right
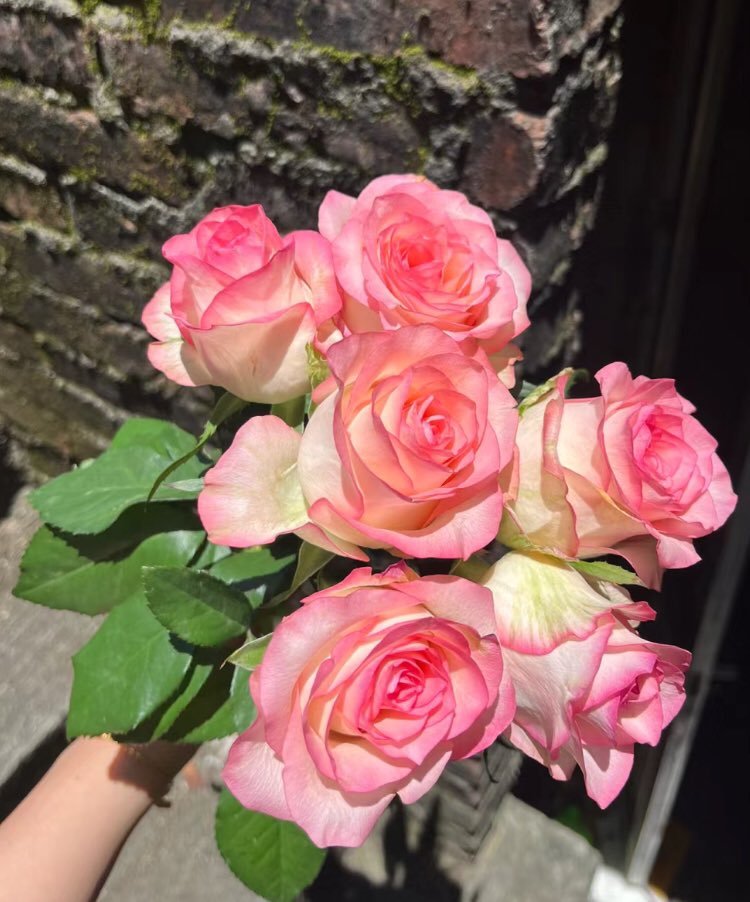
(198, 325), (519, 560)
(319, 174), (530, 384)
(223, 564), (515, 847)
(482, 552), (690, 807)
(142, 204), (341, 403)
(505, 364), (736, 586)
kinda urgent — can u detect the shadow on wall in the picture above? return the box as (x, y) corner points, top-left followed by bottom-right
(0, 430), (23, 518)
(308, 798), (460, 902)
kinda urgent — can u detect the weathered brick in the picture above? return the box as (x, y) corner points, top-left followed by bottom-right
(160, 0), (244, 31)
(99, 31), (264, 138)
(0, 158), (71, 230)
(65, 180), (179, 255)
(0, 8), (92, 92)
(0, 0), (624, 474)
(160, 0), (618, 78)
(0, 319), (122, 462)
(462, 113), (539, 211)
(0, 83), (194, 204)
(0, 221), (166, 322)
(1, 270), (149, 380)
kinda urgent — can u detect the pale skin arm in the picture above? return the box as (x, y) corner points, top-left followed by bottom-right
(0, 736), (195, 902)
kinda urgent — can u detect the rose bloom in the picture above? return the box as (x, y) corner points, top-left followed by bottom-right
(318, 174), (531, 384)
(482, 551), (690, 807)
(199, 324), (518, 560)
(142, 204), (341, 403)
(504, 363), (736, 586)
(223, 564), (515, 847)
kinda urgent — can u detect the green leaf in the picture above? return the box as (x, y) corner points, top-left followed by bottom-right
(15, 522), (203, 615)
(67, 500), (201, 558)
(227, 633), (272, 671)
(193, 540), (233, 570)
(163, 478), (204, 495)
(148, 658), (215, 740)
(31, 419), (206, 534)
(143, 567), (252, 647)
(228, 665), (257, 733)
(110, 418), (195, 456)
(215, 789), (326, 902)
(67, 592), (193, 738)
(210, 547), (296, 606)
(147, 392), (246, 501)
(270, 542), (334, 606)
(570, 560), (644, 586)
(175, 665), (257, 742)
(270, 396), (306, 428)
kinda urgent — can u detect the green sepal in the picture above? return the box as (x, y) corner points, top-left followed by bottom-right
(227, 633), (272, 671)
(306, 343), (329, 392)
(570, 559), (644, 586)
(450, 554), (491, 582)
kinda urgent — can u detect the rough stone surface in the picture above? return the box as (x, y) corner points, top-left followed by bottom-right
(98, 776), (261, 902)
(463, 795), (601, 901)
(324, 793), (600, 901)
(0, 488), (98, 788)
(0, 0), (623, 477)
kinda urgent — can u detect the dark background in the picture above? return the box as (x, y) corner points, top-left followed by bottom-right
(516, 2), (750, 898)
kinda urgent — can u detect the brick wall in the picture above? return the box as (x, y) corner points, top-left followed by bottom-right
(0, 0), (622, 478)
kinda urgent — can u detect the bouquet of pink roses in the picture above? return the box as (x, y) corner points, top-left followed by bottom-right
(16, 174), (736, 900)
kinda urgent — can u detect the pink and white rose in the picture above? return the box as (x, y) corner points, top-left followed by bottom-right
(199, 324), (519, 560)
(482, 551), (690, 807)
(318, 174), (531, 384)
(142, 204), (341, 403)
(223, 564), (515, 847)
(504, 364), (736, 586)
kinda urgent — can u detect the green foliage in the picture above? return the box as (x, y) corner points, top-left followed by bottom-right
(214, 790), (326, 902)
(15, 513), (203, 615)
(148, 658), (216, 740)
(271, 542), (334, 606)
(67, 593), (194, 738)
(147, 393), (246, 501)
(143, 566), (252, 647)
(570, 560), (644, 586)
(227, 633), (272, 671)
(209, 546), (296, 606)
(176, 665), (257, 742)
(270, 396), (306, 428)
(31, 419), (207, 534)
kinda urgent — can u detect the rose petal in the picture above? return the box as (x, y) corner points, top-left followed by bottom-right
(198, 416), (308, 546)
